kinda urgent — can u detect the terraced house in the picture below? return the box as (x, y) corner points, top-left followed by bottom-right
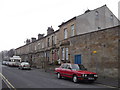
(15, 5), (120, 80)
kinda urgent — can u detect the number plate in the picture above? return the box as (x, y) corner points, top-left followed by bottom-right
(88, 78), (94, 80)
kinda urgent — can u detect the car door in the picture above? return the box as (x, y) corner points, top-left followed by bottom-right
(65, 64), (73, 78)
(60, 64), (67, 77)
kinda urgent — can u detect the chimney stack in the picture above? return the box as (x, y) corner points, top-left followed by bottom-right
(38, 34), (44, 40)
(31, 37), (36, 42)
(47, 26), (54, 35)
(26, 39), (30, 44)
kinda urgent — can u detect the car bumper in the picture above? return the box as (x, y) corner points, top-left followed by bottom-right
(22, 67), (31, 69)
(78, 77), (98, 81)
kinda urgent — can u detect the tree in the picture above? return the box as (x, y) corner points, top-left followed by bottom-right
(8, 49), (15, 57)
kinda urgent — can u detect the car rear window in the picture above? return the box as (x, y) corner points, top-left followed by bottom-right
(21, 63), (29, 65)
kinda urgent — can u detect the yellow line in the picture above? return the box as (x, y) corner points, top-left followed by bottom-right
(0, 73), (16, 90)
(2, 79), (11, 89)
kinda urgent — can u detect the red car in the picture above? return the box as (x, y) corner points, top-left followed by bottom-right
(55, 63), (98, 83)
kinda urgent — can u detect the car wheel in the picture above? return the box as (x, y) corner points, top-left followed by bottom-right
(57, 73), (62, 79)
(73, 75), (78, 83)
(19, 67), (22, 70)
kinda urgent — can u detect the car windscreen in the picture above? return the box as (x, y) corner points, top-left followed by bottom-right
(71, 64), (86, 71)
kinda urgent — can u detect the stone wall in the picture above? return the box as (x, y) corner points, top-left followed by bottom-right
(76, 5), (120, 35)
(70, 26), (119, 78)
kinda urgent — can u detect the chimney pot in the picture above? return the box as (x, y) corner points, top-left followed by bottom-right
(31, 37), (36, 42)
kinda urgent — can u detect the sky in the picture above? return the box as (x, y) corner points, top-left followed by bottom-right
(0, 0), (119, 51)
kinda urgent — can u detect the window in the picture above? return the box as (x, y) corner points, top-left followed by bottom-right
(110, 15), (113, 20)
(54, 35), (57, 44)
(52, 36), (54, 46)
(39, 43), (41, 49)
(47, 38), (50, 47)
(47, 52), (50, 62)
(71, 64), (86, 71)
(66, 65), (71, 69)
(62, 48), (65, 60)
(98, 27), (101, 29)
(42, 42), (44, 48)
(95, 11), (99, 16)
(66, 48), (68, 60)
(61, 64), (67, 69)
(64, 28), (67, 39)
(95, 11), (99, 19)
(35, 46), (37, 51)
(61, 64), (65, 68)
(71, 24), (75, 36)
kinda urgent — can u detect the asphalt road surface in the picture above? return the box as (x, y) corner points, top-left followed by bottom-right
(1, 65), (115, 89)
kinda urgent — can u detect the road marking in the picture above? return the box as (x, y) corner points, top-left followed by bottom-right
(0, 73), (16, 90)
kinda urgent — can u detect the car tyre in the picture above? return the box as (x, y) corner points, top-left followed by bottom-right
(73, 75), (78, 83)
(57, 73), (62, 79)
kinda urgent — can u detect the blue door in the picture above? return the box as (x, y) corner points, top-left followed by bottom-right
(74, 55), (81, 64)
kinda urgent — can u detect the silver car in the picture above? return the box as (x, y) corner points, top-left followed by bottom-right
(19, 62), (31, 70)
(8, 62), (16, 67)
(2, 61), (6, 65)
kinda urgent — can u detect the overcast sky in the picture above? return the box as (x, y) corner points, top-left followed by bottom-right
(0, 0), (119, 51)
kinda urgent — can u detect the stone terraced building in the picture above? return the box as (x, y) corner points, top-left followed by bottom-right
(15, 5), (120, 79)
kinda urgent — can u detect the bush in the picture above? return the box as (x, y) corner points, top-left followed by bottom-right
(54, 60), (59, 65)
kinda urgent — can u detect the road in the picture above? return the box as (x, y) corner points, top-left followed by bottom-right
(1, 64), (116, 89)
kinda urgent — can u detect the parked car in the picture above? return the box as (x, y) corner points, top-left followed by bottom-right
(8, 61), (21, 67)
(2, 61), (6, 65)
(55, 63), (98, 83)
(14, 62), (21, 67)
(18, 62), (31, 70)
(8, 62), (16, 67)
(5, 61), (10, 66)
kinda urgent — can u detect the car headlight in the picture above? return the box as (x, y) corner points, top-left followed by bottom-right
(84, 74), (87, 77)
(82, 74), (87, 77)
(94, 74), (98, 77)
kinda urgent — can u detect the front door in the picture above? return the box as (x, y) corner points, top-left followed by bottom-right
(74, 55), (81, 64)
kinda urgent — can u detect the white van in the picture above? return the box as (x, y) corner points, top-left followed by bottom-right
(9, 56), (21, 67)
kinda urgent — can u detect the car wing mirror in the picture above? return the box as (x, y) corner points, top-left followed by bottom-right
(68, 67), (72, 70)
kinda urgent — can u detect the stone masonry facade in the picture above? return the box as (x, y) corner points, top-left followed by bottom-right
(69, 26), (119, 78)
(15, 5), (120, 79)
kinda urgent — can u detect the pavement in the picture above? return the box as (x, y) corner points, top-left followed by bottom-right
(96, 76), (119, 88)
